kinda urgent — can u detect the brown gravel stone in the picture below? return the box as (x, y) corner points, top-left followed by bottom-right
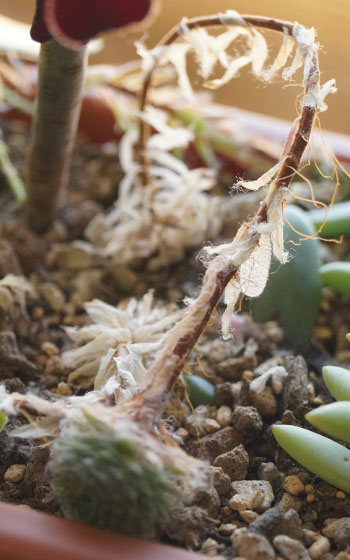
(213, 444), (249, 481)
(187, 426), (242, 462)
(4, 464), (26, 483)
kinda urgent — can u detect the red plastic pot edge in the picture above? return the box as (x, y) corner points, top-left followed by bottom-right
(0, 502), (208, 560)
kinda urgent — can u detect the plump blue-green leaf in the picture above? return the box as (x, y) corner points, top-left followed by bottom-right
(184, 374), (215, 407)
(307, 201), (350, 238)
(306, 402), (350, 442)
(319, 262), (350, 296)
(322, 365), (350, 401)
(250, 205), (322, 344)
(273, 424), (350, 493)
(0, 412), (7, 431)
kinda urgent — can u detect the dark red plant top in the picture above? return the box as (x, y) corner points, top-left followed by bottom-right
(31, 0), (155, 46)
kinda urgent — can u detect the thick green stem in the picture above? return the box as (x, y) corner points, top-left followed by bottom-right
(26, 40), (87, 231)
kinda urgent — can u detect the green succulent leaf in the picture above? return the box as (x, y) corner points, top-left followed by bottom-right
(0, 412), (8, 431)
(307, 201), (350, 238)
(273, 424), (350, 493)
(319, 262), (350, 296)
(250, 205), (322, 344)
(306, 402), (350, 442)
(184, 374), (215, 407)
(322, 365), (350, 401)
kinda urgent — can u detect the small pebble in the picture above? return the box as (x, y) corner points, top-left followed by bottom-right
(309, 537), (330, 559)
(273, 534), (311, 560)
(56, 382), (72, 396)
(44, 355), (63, 376)
(4, 464), (26, 483)
(174, 427), (189, 443)
(229, 480), (274, 513)
(278, 492), (303, 512)
(207, 466), (231, 496)
(31, 306), (44, 320)
(306, 494), (315, 503)
(335, 553), (350, 560)
(234, 532), (276, 560)
(41, 341), (59, 356)
(283, 475), (305, 496)
(213, 444), (249, 481)
(201, 538), (219, 556)
(219, 523), (236, 535)
(239, 510), (259, 523)
(305, 485), (314, 494)
(216, 405), (232, 427)
(204, 418), (221, 433)
(336, 491), (346, 499)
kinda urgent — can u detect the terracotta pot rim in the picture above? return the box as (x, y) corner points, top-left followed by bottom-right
(0, 502), (208, 560)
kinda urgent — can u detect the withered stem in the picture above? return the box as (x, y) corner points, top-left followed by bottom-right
(124, 14), (319, 427)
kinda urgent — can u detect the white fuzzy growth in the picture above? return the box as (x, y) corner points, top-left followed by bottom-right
(239, 233), (272, 297)
(205, 55), (251, 89)
(268, 187), (289, 264)
(183, 27), (249, 79)
(221, 233), (271, 339)
(235, 160), (284, 192)
(249, 30), (269, 77)
(316, 78), (337, 112)
(262, 29), (294, 81)
(141, 107), (194, 150)
(86, 112), (221, 270)
(222, 281), (241, 340)
(219, 10), (247, 27)
(250, 365), (288, 395)
(62, 292), (183, 393)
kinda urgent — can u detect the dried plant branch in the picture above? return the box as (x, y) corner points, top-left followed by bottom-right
(122, 12), (331, 428)
(138, 14), (296, 171)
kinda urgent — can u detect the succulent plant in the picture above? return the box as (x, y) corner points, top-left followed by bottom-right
(273, 339), (350, 493)
(319, 262), (350, 296)
(307, 201), (350, 238)
(250, 205), (322, 344)
(49, 412), (181, 538)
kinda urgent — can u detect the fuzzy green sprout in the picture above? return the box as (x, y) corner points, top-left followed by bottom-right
(49, 412), (181, 538)
(273, 336), (350, 493)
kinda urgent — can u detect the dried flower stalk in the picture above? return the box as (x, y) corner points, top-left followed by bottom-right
(121, 12), (333, 427)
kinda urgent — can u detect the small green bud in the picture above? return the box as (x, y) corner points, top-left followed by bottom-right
(184, 374), (215, 407)
(49, 413), (180, 538)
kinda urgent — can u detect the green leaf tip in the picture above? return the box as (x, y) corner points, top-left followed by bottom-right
(184, 374), (215, 407)
(273, 424), (350, 493)
(0, 412), (8, 431)
(319, 262), (350, 296)
(322, 365), (350, 401)
(307, 201), (350, 238)
(306, 401), (350, 442)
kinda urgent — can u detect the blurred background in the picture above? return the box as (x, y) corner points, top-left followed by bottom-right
(1, 0), (349, 134)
